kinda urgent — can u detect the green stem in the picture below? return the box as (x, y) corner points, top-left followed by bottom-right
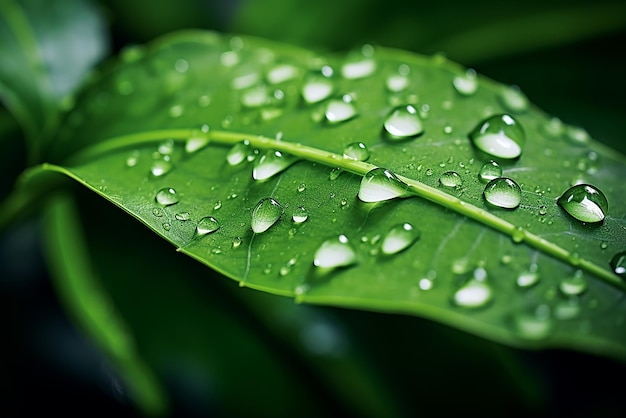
(60, 128), (626, 291)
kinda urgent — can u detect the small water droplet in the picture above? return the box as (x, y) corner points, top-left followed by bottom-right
(600, 242), (609, 250)
(325, 95), (358, 124)
(313, 235), (357, 269)
(150, 159), (173, 177)
(469, 114), (525, 159)
(251, 197), (284, 233)
(152, 208), (163, 217)
(610, 251), (626, 277)
(341, 56), (375, 79)
(517, 265), (540, 288)
(358, 168), (410, 202)
(478, 160), (502, 182)
(226, 140), (252, 166)
(157, 138), (175, 156)
(419, 278), (433, 290)
(195, 216), (220, 235)
(155, 187), (179, 206)
(439, 171), (462, 188)
(232, 237), (242, 248)
(343, 142), (370, 161)
(186, 136), (209, 154)
(383, 105), (424, 139)
(514, 305), (553, 340)
(175, 212), (191, 221)
(453, 268), (492, 308)
(297, 183), (306, 192)
(557, 183), (608, 224)
(538, 205), (547, 216)
(386, 71), (410, 93)
(559, 270), (587, 296)
(292, 206), (309, 223)
(267, 64), (299, 84)
(240, 85), (269, 108)
(499, 85), (529, 112)
(453, 68), (478, 96)
(162, 222), (171, 231)
(253, 150), (298, 181)
(483, 177), (522, 209)
(329, 167), (343, 181)
(125, 151), (139, 167)
(381, 223), (420, 255)
(169, 104), (184, 118)
(301, 74), (334, 104)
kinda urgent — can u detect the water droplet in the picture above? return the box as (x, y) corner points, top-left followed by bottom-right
(267, 64), (299, 84)
(453, 268), (492, 308)
(453, 68), (478, 96)
(174, 59), (189, 73)
(478, 160), (502, 182)
(253, 150), (298, 181)
(169, 104), (184, 118)
(155, 187), (179, 206)
(325, 95), (358, 124)
(152, 208), (163, 217)
(186, 136), (209, 153)
(565, 126), (590, 144)
(514, 306), (553, 340)
(419, 278), (433, 290)
(226, 140), (252, 166)
(358, 168), (409, 202)
(150, 159), (173, 177)
(483, 177), (522, 209)
(383, 105), (424, 139)
(213, 200), (222, 211)
(162, 222), (171, 231)
(538, 205), (547, 216)
(328, 167), (343, 181)
(232, 237), (242, 248)
(557, 183), (608, 224)
(341, 56), (375, 79)
(251, 197), (284, 233)
(610, 251), (626, 277)
(297, 183), (306, 192)
(157, 138), (175, 155)
(175, 212), (191, 221)
(301, 74), (334, 104)
(313, 235), (357, 269)
(517, 265), (540, 288)
(386, 71), (410, 92)
(292, 206), (309, 223)
(125, 151), (139, 167)
(439, 171), (462, 188)
(240, 85), (269, 108)
(469, 114), (525, 159)
(381, 223), (420, 255)
(343, 142), (370, 161)
(559, 270), (587, 296)
(196, 216), (220, 235)
(499, 85), (529, 112)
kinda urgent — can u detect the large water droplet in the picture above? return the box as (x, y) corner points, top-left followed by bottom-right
(381, 223), (420, 255)
(155, 187), (179, 206)
(469, 114), (525, 159)
(253, 150), (298, 181)
(292, 206), (309, 223)
(557, 183), (608, 224)
(150, 159), (173, 177)
(439, 171), (463, 188)
(313, 235), (357, 269)
(453, 268), (492, 308)
(383, 105), (424, 139)
(483, 177), (522, 209)
(343, 142), (370, 161)
(301, 74), (334, 104)
(559, 270), (587, 296)
(358, 168), (410, 202)
(196, 216), (220, 235)
(610, 251), (626, 277)
(325, 95), (358, 124)
(227, 140), (252, 166)
(478, 160), (502, 182)
(251, 197), (284, 233)
(453, 69), (478, 96)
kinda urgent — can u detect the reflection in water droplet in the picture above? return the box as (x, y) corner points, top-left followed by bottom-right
(196, 216), (220, 235)
(483, 177), (522, 209)
(453, 268), (492, 308)
(358, 168), (409, 202)
(251, 197), (284, 233)
(150, 159), (173, 177)
(557, 183), (608, 223)
(227, 140), (252, 166)
(292, 206), (309, 223)
(499, 86), (529, 112)
(325, 95), (358, 123)
(559, 270), (587, 296)
(381, 223), (420, 255)
(302, 74), (334, 104)
(610, 251), (626, 278)
(155, 187), (179, 206)
(343, 142), (370, 161)
(469, 114), (525, 159)
(478, 160), (502, 182)
(383, 105), (424, 139)
(253, 150), (298, 181)
(453, 69), (478, 96)
(439, 171), (462, 188)
(313, 235), (357, 269)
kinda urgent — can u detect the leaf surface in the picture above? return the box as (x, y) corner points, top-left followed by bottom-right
(40, 31), (626, 359)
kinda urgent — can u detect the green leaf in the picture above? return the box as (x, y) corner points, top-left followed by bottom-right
(37, 31), (626, 360)
(0, 0), (108, 153)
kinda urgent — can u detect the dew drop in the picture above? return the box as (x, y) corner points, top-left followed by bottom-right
(267, 64), (299, 84)
(499, 85), (529, 112)
(381, 223), (420, 255)
(213, 200), (222, 210)
(162, 222), (171, 231)
(343, 142), (370, 161)
(386, 72), (410, 93)
(232, 237), (242, 248)
(557, 183), (608, 223)
(292, 206), (309, 223)
(517, 265), (540, 288)
(469, 114), (525, 159)
(559, 270), (587, 296)
(251, 197), (284, 233)
(514, 305), (553, 340)
(240, 85), (269, 108)
(453, 268), (492, 308)
(610, 251), (626, 277)
(538, 205), (547, 216)
(169, 104), (184, 118)
(483, 177), (522, 209)
(453, 68), (478, 96)
(125, 151), (139, 167)
(152, 208), (163, 217)
(297, 183), (306, 192)
(196, 216), (220, 235)
(175, 212), (191, 221)
(358, 168), (409, 202)
(313, 235), (357, 269)
(439, 171), (462, 188)
(157, 138), (175, 155)
(155, 187), (179, 206)
(341, 57), (375, 79)
(301, 74), (334, 104)
(325, 95), (358, 124)
(329, 167), (343, 181)
(478, 160), (502, 182)
(227, 140), (252, 166)
(383, 105), (424, 139)
(150, 159), (173, 177)
(253, 150), (298, 181)
(186, 136), (209, 154)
